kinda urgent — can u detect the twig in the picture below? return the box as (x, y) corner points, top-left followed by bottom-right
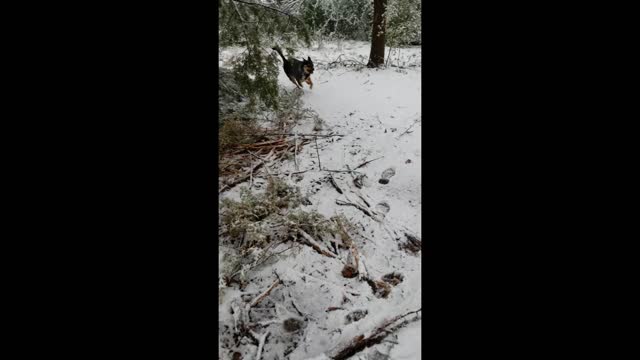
(293, 133), (298, 170)
(353, 156), (384, 170)
(249, 160), (254, 188)
(219, 162), (264, 193)
(336, 198), (377, 220)
(326, 307), (344, 312)
(329, 308), (422, 360)
(254, 331), (269, 360)
(324, 169), (363, 174)
(265, 169), (311, 176)
(314, 136), (322, 170)
(232, 0), (296, 17)
(328, 174), (343, 194)
(290, 295), (306, 317)
(247, 150), (273, 177)
(298, 229), (336, 258)
(398, 118), (420, 138)
(336, 217), (369, 281)
(244, 132), (344, 137)
(248, 279), (281, 308)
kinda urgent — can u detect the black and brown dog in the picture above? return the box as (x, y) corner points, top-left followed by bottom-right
(272, 46), (314, 89)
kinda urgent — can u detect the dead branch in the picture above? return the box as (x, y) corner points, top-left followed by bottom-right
(324, 169), (363, 174)
(397, 118), (421, 138)
(336, 198), (378, 220)
(247, 150), (273, 177)
(293, 134), (298, 170)
(336, 217), (368, 281)
(298, 229), (337, 258)
(253, 330), (269, 360)
(326, 306), (344, 312)
(264, 169), (312, 176)
(329, 308), (422, 360)
(219, 162), (264, 193)
(248, 279), (281, 308)
(239, 139), (285, 148)
(328, 174), (343, 194)
(232, 0), (296, 17)
(353, 156), (384, 170)
(314, 136), (322, 170)
(244, 132), (345, 137)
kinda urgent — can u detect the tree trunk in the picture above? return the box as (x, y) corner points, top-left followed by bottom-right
(367, 0), (388, 68)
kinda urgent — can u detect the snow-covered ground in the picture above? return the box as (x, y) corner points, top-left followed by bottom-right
(219, 41), (421, 360)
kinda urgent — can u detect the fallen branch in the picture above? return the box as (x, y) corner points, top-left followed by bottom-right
(314, 136), (322, 170)
(219, 162), (264, 193)
(247, 150), (273, 178)
(329, 308), (422, 360)
(336, 197), (378, 220)
(336, 217), (368, 281)
(353, 156), (384, 170)
(298, 229), (337, 258)
(232, 0), (297, 17)
(328, 174), (343, 194)
(397, 118), (421, 138)
(245, 132), (345, 138)
(324, 169), (363, 174)
(326, 307), (344, 312)
(263, 169), (312, 176)
(248, 278), (281, 308)
(253, 330), (269, 360)
(293, 134), (298, 170)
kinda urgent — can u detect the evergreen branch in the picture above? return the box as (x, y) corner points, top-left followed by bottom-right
(232, 0), (296, 17)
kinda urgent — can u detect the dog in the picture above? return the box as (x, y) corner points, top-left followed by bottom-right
(272, 46), (314, 89)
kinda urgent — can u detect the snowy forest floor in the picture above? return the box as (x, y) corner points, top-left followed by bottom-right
(219, 41), (421, 360)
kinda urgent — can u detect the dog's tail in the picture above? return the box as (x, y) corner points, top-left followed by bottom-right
(272, 46), (286, 63)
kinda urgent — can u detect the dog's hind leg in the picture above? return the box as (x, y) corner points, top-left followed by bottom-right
(289, 76), (302, 89)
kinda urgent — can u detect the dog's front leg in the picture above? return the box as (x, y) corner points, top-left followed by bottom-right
(289, 76), (302, 89)
(305, 77), (313, 89)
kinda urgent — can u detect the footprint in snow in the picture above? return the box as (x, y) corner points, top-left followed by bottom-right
(375, 201), (390, 218)
(378, 167), (396, 184)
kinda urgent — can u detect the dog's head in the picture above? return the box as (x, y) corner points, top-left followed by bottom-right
(302, 56), (314, 75)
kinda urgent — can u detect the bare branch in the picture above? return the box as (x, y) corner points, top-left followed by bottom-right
(232, 0), (297, 17)
(353, 156), (384, 170)
(298, 229), (337, 258)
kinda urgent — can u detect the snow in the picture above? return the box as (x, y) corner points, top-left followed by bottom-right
(219, 41), (421, 360)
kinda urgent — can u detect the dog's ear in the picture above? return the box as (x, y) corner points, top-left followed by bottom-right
(308, 56), (311, 62)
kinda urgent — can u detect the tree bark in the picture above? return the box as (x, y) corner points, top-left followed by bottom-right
(367, 0), (388, 68)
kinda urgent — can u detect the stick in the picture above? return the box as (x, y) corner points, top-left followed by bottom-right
(219, 162), (264, 193)
(264, 169), (311, 176)
(397, 118), (421, 138)
(253, 331), (269, 360)
(248, 279), (281, 308)
(329, 308), (422, 360)
(336, 198), (377, 220)
(353, 156), (384, 170)
(232, 0), (296, 17)
(314, 136), (322, 170)
(245, 132), (344, 137)
(298, 229), (336, 258)
(249, 160), (254, 189)
(293, 133), (298, 171)
(324, 169), (363, 174)
(336, 217), (368, 281)
(247, 150), (273, 177)
(328, 174), (343, 194)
